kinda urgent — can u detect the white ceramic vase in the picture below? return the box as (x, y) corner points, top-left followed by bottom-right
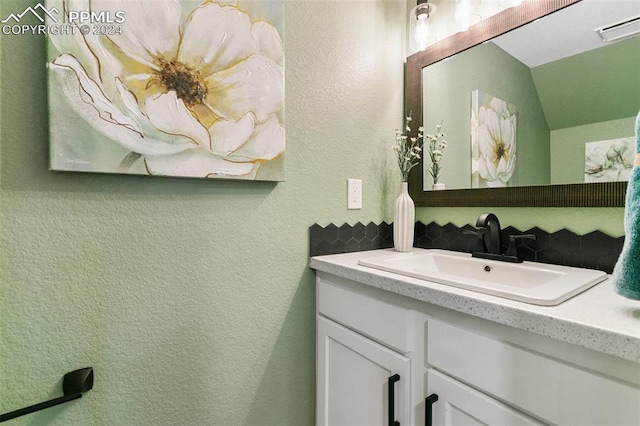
(393, 182), (415, 252)
(432, 183), (445, 191)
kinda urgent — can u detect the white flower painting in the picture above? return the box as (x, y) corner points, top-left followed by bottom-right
(471, 90), (516, 188)
(47, 0), (285, 181)
(584, 137), (634, 183)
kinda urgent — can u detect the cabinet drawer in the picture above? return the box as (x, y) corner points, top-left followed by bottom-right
(317, 275), (411, 353)
(427, 369), (544, 426)
(427, 320), (640, 425)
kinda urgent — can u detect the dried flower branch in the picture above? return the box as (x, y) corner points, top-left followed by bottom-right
(393, 114), (424, 182)
(425, 123), (447, 185)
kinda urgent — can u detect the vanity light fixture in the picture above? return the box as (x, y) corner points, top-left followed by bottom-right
(410, 0), (436, 52)
(595, 14), (640, 43)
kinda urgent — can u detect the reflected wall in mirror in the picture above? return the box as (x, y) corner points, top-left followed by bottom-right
(407, 0), (639, 206)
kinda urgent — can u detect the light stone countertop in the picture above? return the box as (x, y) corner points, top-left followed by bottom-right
(309, 248), (640, 363)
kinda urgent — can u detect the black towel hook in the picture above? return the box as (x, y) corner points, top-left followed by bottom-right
(0, 367), (93, 423)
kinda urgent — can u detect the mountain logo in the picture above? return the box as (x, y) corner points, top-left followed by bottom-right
(1, 3), (59, 24)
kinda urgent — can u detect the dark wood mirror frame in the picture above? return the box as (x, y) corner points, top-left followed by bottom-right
(406, 0), (626, 207)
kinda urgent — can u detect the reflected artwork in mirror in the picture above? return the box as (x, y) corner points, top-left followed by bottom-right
(406, 0), (639, 206)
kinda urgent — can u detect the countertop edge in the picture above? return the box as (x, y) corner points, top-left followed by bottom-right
(309, 251), (640, 363)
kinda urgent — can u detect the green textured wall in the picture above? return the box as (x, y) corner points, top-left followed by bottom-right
(531, 36), (640, 130)
(0, 1), (406, 424)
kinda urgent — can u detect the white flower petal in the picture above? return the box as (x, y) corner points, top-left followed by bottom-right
(226, 115), (285, 161)
(496, 156), (508, 175)
(179, 3), (256, 75)
(210, 114), (256, 156)
(92, 0), (182, 66)
(110, 80), (195, 155)
(113, 78), (147, 121)
(478, 156), (496, 181)
(206, 56), (284, 122)
(144, 92), (211, 150)
(503, 115), (516, 148)
(252, 21), (284, 66)
(489, 97), (509, 117)
(50, 54), (141, 135)
(484, 108), (501, 141)
(503, 154), (516, 179)
(477, 125), (494, 156)
(499, 118), (510, 145)
(47, 0), (100, 80)
(144, 149), (254, 178)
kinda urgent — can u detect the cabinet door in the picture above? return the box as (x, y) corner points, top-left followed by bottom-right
(317, 316), (411, 426)
(427, 370), (544, 426)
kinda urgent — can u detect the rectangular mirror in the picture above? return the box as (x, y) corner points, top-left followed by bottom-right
(407, 0), (639, 206)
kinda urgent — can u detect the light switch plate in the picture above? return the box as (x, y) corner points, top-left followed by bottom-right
(347, 179), (362, 209)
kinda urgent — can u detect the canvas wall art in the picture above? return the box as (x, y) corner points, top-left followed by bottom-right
(470, 90), (517, 188)
(584, 137), (634, 183)
(47, 0), (285, 181)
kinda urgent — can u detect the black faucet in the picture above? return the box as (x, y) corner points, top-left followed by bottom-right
(466, 213), (536, 263)
(476, 213), (501, 255)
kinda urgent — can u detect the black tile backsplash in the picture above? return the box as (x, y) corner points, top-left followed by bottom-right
(309, 221), (624, 273)
(309, 222), (393, 257)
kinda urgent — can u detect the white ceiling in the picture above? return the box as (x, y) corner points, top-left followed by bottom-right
(492, 0), (640, 68)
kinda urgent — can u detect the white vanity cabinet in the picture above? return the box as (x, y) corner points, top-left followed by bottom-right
(316, 273), (414, 425)
(315, 269), (640, 426)
(317, 317), (410, 425)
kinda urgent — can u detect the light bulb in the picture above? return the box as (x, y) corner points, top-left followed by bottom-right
(410, 1), (436, 52)
(414, 15), (431, 51)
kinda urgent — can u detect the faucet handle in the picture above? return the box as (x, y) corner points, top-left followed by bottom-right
(505, 234), (537, 257)
(464, 228), (487, 253)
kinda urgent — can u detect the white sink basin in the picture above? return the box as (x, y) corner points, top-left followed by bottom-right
(358, 249), (608, 306)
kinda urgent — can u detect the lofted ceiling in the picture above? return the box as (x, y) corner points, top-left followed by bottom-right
(493, 0), (640, 67)
(492, 0), (640, 130)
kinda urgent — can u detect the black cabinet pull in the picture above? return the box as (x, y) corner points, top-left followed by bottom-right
(425, 393), (439, 426)
(388, 374), (400, 426)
